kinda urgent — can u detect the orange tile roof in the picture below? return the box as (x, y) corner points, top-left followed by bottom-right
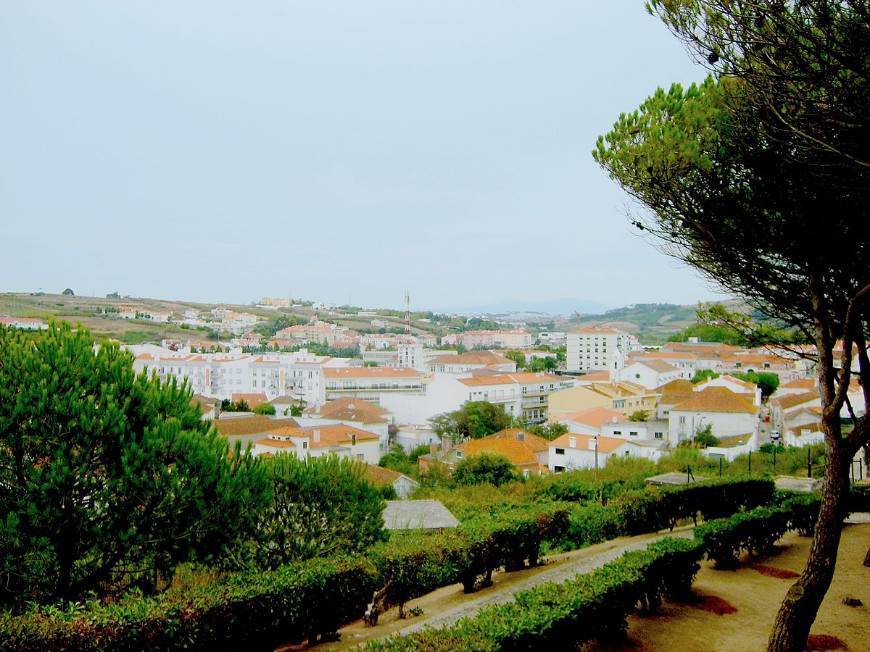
(632, 359), (678, 373)
(580, 370), (611, 381)
(231, 393), (268, 408)
(631, 351), (698, 360)
(318, 397), (390, 424)
(364, 464), (406, 487)
(550, 433), (629, 453)
(480, 428), (551, 453)
(671, 387), (758, 414)
(214, 416), (300, 437)
(772, 391), (821, 410)
(267, 423), (380, 448)
(657, 379), (695, 403)
(324, 367), (421, 379)
(254, 438), (296, 449)
(781, 378), (816, 389)
(457, 438), (540, 467)
(557, 406), (624, 428)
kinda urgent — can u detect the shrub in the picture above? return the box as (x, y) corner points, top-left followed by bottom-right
(247, 455), (387, 569)
(453, 453), (520, 487)
(253, 402), (276, 415)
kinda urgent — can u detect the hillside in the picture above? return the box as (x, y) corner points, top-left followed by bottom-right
(560, 303), (700, 344)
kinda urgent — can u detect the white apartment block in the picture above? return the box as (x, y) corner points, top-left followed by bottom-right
(129, 345), (330, 406)
(458, 372), (573, 424)
(322, 367), (424, 401)
(566, 327), (641, 373)
(441, 329), (533, 349)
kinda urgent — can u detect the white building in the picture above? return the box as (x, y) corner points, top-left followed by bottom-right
(616, 360), (683, 390)
(458, 372), (572, 423)
(548, 433), (645, 472)
(440, 329), (533, 349)
(323, 367), (424, 401)
(667, 386), (759, 446)
(695, 374), (762, 406)
(566, 326), (641, 373)
(427, 351), (517, 374)
(379, 374), (469, 426)
(0, 316), (48, 331)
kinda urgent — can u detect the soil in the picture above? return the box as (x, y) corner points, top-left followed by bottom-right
(587, 522), (870, 652)
(750, 563), (801, 579)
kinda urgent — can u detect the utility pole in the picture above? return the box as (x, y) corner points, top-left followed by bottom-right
(404, 290), (411, 336)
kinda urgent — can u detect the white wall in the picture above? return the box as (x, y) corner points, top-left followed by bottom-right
(379, 373), (467, 425)
(668, 410), (758, 444)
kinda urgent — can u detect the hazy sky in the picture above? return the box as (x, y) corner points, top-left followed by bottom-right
(1, 1), (728, 312)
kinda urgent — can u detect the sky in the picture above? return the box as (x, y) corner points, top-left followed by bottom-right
(0, 1), (729, 313)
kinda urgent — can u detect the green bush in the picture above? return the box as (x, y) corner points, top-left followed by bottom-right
(453, 453), (520, 487)
(366, 536), (704, 651)
(0, 556), (379, 651)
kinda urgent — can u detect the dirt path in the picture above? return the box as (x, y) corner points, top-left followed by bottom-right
(311, 526), (694, 651)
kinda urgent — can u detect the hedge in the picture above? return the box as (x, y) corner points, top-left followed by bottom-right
(563, 477), (774, 548)
(0, 556), (379, 651)
(0, 477), (774, 650)
(694, 494), (821, 568)
(365, 537), (704, 651)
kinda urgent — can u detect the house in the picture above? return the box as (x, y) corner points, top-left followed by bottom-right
(616, 360), (683, 390)
(364, 465), (420, 499)
(548, 434), (643, 472)
(552, 406), (625, 436)
(774, 378), (817, 396)
(547, 385), (613, 417)
(601, 418), (669, 444)
(379, 374), (469, 426)
(668, 386), (759, 445)
(440, 329), (533, 349)
(566, 326), (641, 373)
(694, 374), (762, 406)
(301, 396), (392, 451)
(452, 428), (551, 477)
(654, 379), (696, 420)
(252, 423), (381, 464)
(231, 392), (268, 409)
(0, 316), (48, 331)
(191, 394), (220, 420)
(213, 415), (300, 445)
(770, 391), (820, 431)
(625, 351), (698, 379)
(427, 350), (517, 374)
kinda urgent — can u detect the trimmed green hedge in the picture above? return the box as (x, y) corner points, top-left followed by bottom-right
(366, 537), (704, 651)
(563, 477), (774, 548)
(695, 494), (821, 568)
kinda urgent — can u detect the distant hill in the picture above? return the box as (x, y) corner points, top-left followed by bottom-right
(561, 303), (700, 344)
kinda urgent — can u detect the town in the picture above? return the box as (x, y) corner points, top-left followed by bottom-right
(2, 2), (868, 651)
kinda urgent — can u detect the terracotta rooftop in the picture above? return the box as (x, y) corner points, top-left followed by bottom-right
(557, 406), (624, 428)
(459, 372), (563, 387)
(671, 387), (758, 414)
(266, 423), (380, 448)
(457, 437), (541, 467)
(772, 391), (821, 410)
(230, 392), (268, 408)
(214, 415), (300, 437)
(318, 397), (390, 424)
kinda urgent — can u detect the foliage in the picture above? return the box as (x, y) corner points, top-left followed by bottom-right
(289, 404), (303, 417)
(61, 288), (74, 296)
(669, 322), (748, 346)
(628, 410), (650, 422)
(252, 314), (304, 337)
(253, 403), (276, 415)
(733, 371), (780, 398)
(693, 423), (720, 448)
(517, 420), (568, 441)
(537, 456), (658, 503)
(452, 453), (519, 487)
(0, 556), (379, 651)
(378, 445), (416, 476)
(220, 398), (250, 413)
(431, 401), (512, 443)
(691, 368), (720, 384)
(246, 455), (387, 569)
(0, 322), (269, 607)
(366, 536), (704, 651)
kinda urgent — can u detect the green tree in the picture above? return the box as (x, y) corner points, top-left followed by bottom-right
(528, 356), (558, 372)
(0, 322), (268, 606)
(452, 453), (519, 487)
(504, 350), (527, 369)
(289, 403), (303, 417)
(518, 421), (569, 441)
(249, 455), (387, 568)
(734, 371), (780, 398)
(691, 369), (720, 384)
(431, 401), (512, 443)
(61, 288), (74, 296)
(597, 3), (869, 647)
(253, 402), (276, 415)
(379, 444), (415, 475)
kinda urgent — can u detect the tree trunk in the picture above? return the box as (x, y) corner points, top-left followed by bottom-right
(767, 446), (850, 651)
(864, 545), (870, 568)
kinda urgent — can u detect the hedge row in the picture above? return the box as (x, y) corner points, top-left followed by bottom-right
(695, 493), (822, 568)
(0, 478), (775, 650)
(367, 491), (819, 651)
(368, 503), (570, 618)
(563, 477), (774, 548)
(366, 537), (705, 651)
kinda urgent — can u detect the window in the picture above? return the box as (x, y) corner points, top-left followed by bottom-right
(654, 432), (664, 439)
(613, 430), (622, 435)
(555, 448), (565, 455)
(629, 431), (638, 437)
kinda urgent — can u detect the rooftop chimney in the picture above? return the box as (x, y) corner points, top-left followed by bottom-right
(313, 429), (320, 443)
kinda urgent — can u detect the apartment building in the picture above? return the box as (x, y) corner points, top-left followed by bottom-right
(252, 424), (381, 464)
(322, 367), (424, 401)
(427, 350), (517, 374)
(441, 328), (533, 349)
(566, 326), (641, 373)
(458, 372), (572, 423)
